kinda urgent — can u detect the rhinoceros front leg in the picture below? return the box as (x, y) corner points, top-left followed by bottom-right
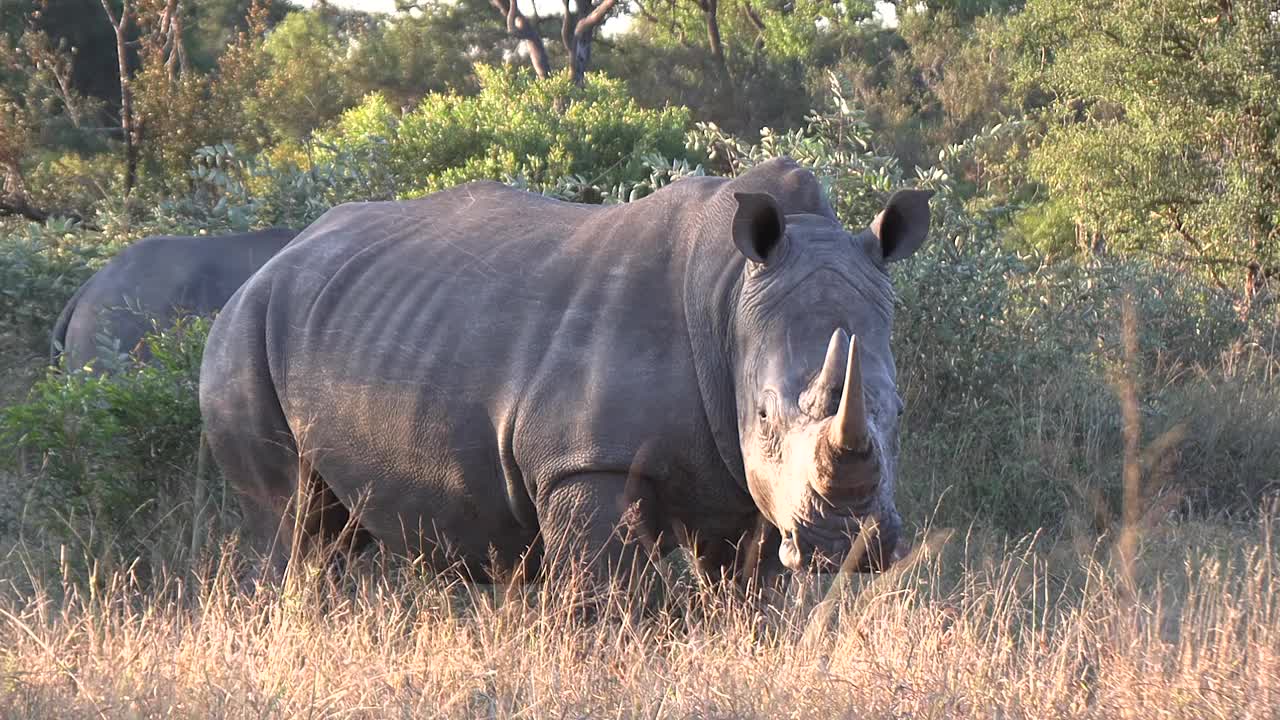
(682, 514), (786, 591)
(537, 471), (659, 588)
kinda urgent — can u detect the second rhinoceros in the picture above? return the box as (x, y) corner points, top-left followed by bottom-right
(199, 158), (931, 580)
(51, 228), (298, 371)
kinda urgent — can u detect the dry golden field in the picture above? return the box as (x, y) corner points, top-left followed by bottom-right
(0, 514), (1277, 719)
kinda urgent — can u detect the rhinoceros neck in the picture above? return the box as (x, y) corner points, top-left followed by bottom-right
(677, 184), (749, 493)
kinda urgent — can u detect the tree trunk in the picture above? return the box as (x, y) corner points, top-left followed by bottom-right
(561, 0), (576, 58)
(101, 0), (137, 196)
(696, 0), (736, 105)
(569, 0), (617, 86)
(0, 195), (48, 223)
(490, 0), (552, 79)
(0, 165), (90, 225)
(158, 0), (189, 81)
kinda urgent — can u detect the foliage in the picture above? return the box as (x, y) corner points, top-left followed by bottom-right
(148, 139), (397, 233)
(24, 151), (124, 221)
(1008, 0), (1280, 294)
(824, 7), (1023, 171)
(687, 72), (898, 220)
(320, 65), (694, 197)
(252, 10), (357, 144)
(344, 0), (506, 105)
(0, 82), (37, 197)
(527, 153), (708, 205)
(608, 0), (879, 135)
(0, 219), (116, 350)
(0, 28), (104, 212)
(0, 317), (209, 558)
(895, 239), (1280, 532)
(1007, 196), (1077, 257)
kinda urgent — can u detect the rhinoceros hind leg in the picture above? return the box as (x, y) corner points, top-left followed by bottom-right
(267, 457), (372, 577)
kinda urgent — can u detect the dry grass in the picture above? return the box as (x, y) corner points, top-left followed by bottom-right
(0, 516), (1277, 719)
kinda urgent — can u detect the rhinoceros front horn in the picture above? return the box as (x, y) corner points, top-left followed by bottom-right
(827, 333), (870, 454)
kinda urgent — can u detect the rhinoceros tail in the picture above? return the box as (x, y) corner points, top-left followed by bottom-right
(49, 279), (90, 368)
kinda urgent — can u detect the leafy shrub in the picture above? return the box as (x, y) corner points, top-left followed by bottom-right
(1006, 197), (1078, 258)
(686, 71), (904, 226)
(25, 150), (124, 220)
(252, 10), (356, 144)
(894, 240), (1280, 534)
(0, 219), (118, 351)
(522, 153), (709, 205)
(683, 70), (1025, 247)
(0, 317), (211, 562)
(320, 65), (695, 198)
(147, 139), (398, 233)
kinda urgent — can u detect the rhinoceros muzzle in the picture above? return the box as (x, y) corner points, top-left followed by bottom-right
(779, 508), (900, 573)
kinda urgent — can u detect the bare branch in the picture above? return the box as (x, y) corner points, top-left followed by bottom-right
(489, 0), (552, 78)
(576, 0), (617, 31)
(101, 0), (138, 194)
(631, 0), (661, 24)
(742, 1), (765, 33)
(100, 0), (120, 28)
(562, 0), (575, 54)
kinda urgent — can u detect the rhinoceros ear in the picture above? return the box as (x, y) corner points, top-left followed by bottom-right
(732, 192), (786, 264)
(872, 189), (933, 262)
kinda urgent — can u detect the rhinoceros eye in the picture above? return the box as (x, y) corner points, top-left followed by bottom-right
(757, 390), (780, 421)
(757, 391), (783, 460)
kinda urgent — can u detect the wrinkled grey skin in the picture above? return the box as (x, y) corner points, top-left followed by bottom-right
(51, 229), (298, 371)
(199, 158), (930, 581)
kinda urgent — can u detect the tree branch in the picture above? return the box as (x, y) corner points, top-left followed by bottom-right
(566, 0), (617, 85)
(0, 195), (92, 227)
(489, 0), (552, 78)
(0, 195), (47, 222)
(562, 0), (575, 54)
(576, 0), (617, 31)
(632, 0), (661, 24)
(100, 0), (120, 28)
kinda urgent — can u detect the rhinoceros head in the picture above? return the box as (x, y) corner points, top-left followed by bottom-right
(728, 188), (932, 572)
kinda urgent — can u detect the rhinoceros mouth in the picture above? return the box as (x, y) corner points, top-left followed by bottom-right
(778, 484), (898, 573)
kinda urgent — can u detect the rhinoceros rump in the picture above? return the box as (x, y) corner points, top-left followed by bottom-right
(51, 228), (298, 371)
(199, 158), (930, 580)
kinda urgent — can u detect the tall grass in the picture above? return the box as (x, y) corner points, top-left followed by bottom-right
(0, 516), (1276, 718)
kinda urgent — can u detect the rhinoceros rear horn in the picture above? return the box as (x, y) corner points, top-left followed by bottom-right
(828, 334), (870, 454)
(812, 328), (850, 415)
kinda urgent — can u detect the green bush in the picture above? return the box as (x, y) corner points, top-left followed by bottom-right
(320, 65), (695, 198)
(0, 219), (118, 352)
(147, 140), (398, 233)
(0, 317), (211, 562)
(894, 241), (1280, 534)
(25, 151), (122, 221)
